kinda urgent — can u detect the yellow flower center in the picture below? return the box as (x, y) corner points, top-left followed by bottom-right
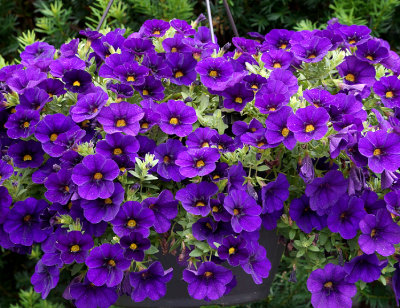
(130, 243), (138, 250)
(251, 84), (259, 90)
(104, 198), (112, 204)
(73, 81), (81, 87)
(64, 186), (70, 192)
(201, 142), (209, 148)
(142, 90), (149, 96)
(324, 281), (333, 288)
(206, 222), (212, 229)
(113, 148), (123, 155)
(196, 160), (205, 168)
(366, 55), (374, 61)
(108, 259), (116, 267)
(305, 124), (315, 133)
(386, 91), (394, 98)
(50, 133), (58, 142)
(10, 108), (16, 114)
(218, 145), (223, 150)
(273, 62), (282, 68)
(171, 47), (178, 53)
(228, 247), (236, 255)
(23, 121), (30, 128)
(209, 70), (218, 77)
(257, 142), (265, 147)
(127, 75), (135, 82)
(153, 30), (161, 35)
(141, 122), (149, 129)
(371, 228), (377, 237)
(23, 215), (31, 222)
(204, 271), (213, 278)
(213, 175), (220, 180)
(175, 71), (184, 78)
(233, 209), (239, 215)
(23, 154), (32, 161)
(81, 120), (90, 128)
(193, 52), (201, 60)
(127, 219), (137, 228)
(49, 93), (53, 97)
(169, 117), (179, 125)
(70, 245), (80, 252)
(163, 155), (170, 163)
(281, 127), (289, 137)
(212, 206), (219, 212)
(116, 119), (126, 127)
(269, 107), (276, 112)
(68, 202), (73, 210)
(373, 148), (381, 156)
(235, 97), (243, 104)
(195, 201), (206, 207)
(120, 167), (126, 173)
(345, 73), (355, 82)
(93, 172), (103, 180)
(279, 43), (287, 49)
(307, 54), (316, 59)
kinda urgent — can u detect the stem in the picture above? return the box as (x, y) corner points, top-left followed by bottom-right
(96, 0), (115, 31)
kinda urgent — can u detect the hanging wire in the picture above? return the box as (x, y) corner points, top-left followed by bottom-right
(205, 0), (216, 44)
(222, 0), (239, 37)
(96, 0), (115, 31)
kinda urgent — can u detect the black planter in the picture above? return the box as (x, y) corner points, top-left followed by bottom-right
(116, 228), (284, 307)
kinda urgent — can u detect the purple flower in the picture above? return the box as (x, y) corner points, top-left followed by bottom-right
(141, 19), (170, 37)
(344, 253), (388, 283)
(358, 130), (400, 173)
(6, 67), (47, 94)
(21, 42), (55, 66)
(142, 53), (172, 79)
(210, 193), (231, 222)
(269, 69), (298, 96)
(262, 49), (293, 70)
(0, 160), (13, 184)
(287, 105), (329, 142)
(37, 78), (66, 98)
(134, 75), (165, 101)
(254, 92), (287, 114)
(176, 182), (218, 217)
(186, 127), (217, 149)
(218, 235), (249, 266)
(120, 232), (151, 261)
(170, 19), (196, 36)
(69, 277), (118, 308)
(17, 87), (52, 111)
(241, 244), (271, 285)
(70, 89), (108, 122)
(31, 260), (59, 299)
(154, 139), (186, 182)
(157, 100), (197, 137)
(49, 57), (86, 78)
(361, 190), (386, 215)
(196, 57), (234, 91)
(3, 197), (49, 246)
(86, 243), (130, 287)
(176, 148), (220, 178)
(97, 101), (144, 136)
(224, 190), (262, 233)
(71, 154), (119, 200)
(113, 62), (149, 86)
(162, 34), (191, 53)
(91, 28), (125, 60)
(142, 190), (178, 233)
(327, 195), (366, 239)
(192, 217), (226, 249)
(337, 55), (376, 86)
(44, 169), (76, 205)
(373, 75), (400, 108)
(289, 195), (327, 233)
(355, 38), (389, 64)
(307, 263), (357, 308)
(107, 82), (134, 99)
(243, 74), (268, 92)
(227, 162), (247, 192)
(263, 29), (293, 50)
(8, 140), (44, 168)
(62, 69), (92, 93)
(305, 170), (348, 215)
(111, 201), (155, 237)
(359, 209), (400, 256)
(96, 132), (139, 161)
(5, 109), (40, 139)
(184, 261), (234, 301)
(261, 173), (290, 213)
(222, 83), (255, 112)
(166, 53), (197, 86)
(80, 182), (124, 223)
(123, 38), (155, 57)
(129, 261), (173, 302)
(339, 24), (371, 46)
(55, 230), (94, 264)
(291, 36), (332, 63)
(303, 88), (335, 108)
(264, 106), (296, 149)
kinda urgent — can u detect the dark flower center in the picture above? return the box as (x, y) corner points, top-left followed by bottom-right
(127, 219), (137, 228)
(233, 208), (240, 215)
(212, 206), (219, 212)
(201, 142), (210, 148)
(257, 141), (265, 147)
(127, 75), (135, 82)
(163, 155), (171, 163)
(340, 212), (347, 220)
(70, 245), (80, 252)
(22, 121), (30, 128)
(206, 222), (212, 229)
(171, 47), (178, 52)
(23, 215), (32, 222)
(141, 122), (149, 129)
(196, 160), (205, 168)
(142, 89), (149, 96)
(153, 29), (161, 35)
(204, 271), (213, 278)
(116, 119), (127, 127)
(273, 62), (282, 68)
(113, 148), (123, 155)
(209, 70), (218, 78)
(366, 55), (374, 61)
(235, 97), (243, 104)
(93, 172), (103, 180)
(307, 53), (316, 59)
(23, 154), (33, 161)
(279, 42), (287, 49)
(370, 228), (377, 238)
(324, 281), (333, 288)
(64, 186), (70, 192)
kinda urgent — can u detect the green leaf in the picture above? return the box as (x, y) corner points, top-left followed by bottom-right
(145, 245), (159, 255)
(189, 248), (203, 257)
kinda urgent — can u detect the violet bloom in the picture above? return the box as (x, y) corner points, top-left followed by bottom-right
(196, 57), (233, 91)
(183, 261), (233, 301)
(162, 34), (191, 53)
(129, 261), (173, 302)
(305, 170), (348, 215)
(96, 132), (139, 161)
(265, 106), (296, 150)
(71, 154), (119, 200)
(269, 69), (299, 97)
(5, 109), (40, 139)
(373, 76), (400, 108)
(0, 187), (12, 225)
(142, 190), (179, 233)
(138, 99), (161, 132)
(254, 92), (287, 114)
(120, 232), (151, 261)
(192, 218), (228, 249)
(69, 277), (118, 308)
(62, 69), (92, 93)
(70, 89), (108, 123)
(170, 19), (196, 36)
(157, 100), (197, 137)
(0, 160), (13, 184)
(359, 209), (400, 256)
(113, 62), (149, 86)
(261, 173), (290, 213)
(111, 201), (155, 237)
(303, 88), (335, 109)
(261, 49), (293, 70)
(21, 42), (55, 66)
(8, 140), (44, 168)
(327, 195), (366, 239)
(55, 231), (94, 264)
(222, 83), (254, 112)
(166, 53), (197, 86)
(49, 57), (86, 78)
(287, 105), (329, 143)
(210, 193), (231, 222)
(142, 53), (173, 79)
(289, 195), (327, 233)
(337, 56), (376, 86)
(358, 130), (400, 173)
(97, 101), (144, 136)
(123, 37), (155, 57)
(141, 19), (170, 37)
(211, 134), (236, 153)
(98, 51), (135, 79)
(7, 67), (47, 94)
(384, 190), (400, 216)
(154, 139), (186, 182)
(134, 75), (165, 101)
(355, 38), (389, 64)
(37, 78), (66, 98)
(186, 127), (218, 149)
(86, 243), (130, 287)
(224, 190), (262, 233)
(344, 253), (387, 283)
(263, 29), (293, 50)
(243, 74), (268, 92)
(227, 162), (247, 192)
(307, 263), (357, 308)
(80, 182), (124, 223)
(339, 24), (371, 46)
(17, 87), (52, 111)
(241, 244), (271, 285)
(31, 260), (59, 299)
(176, 148), (220, 178)
(44, 169), (76, 205)
(107, 82), (134, 99)
(3, 197), (49, 246)
(291, 36), (332, 63)
(175, 182), (218, 217)
(217, 235), (249, 266)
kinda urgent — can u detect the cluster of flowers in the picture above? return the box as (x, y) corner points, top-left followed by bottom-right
(1, 14), (400, 308)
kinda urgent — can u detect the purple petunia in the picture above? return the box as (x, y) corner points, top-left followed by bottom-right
(217, 235), (249, 266)
(176, 148), (220, 178)
(264, 105), (296, 150)
(176, 182), (218, 217)
(337, 55), (376, 86)
(196, 57), (234, 91)
(344, 253), (388, 283)
(261, 173), (290, 213)
(166, 53), (197, 86)
(8, 140), (44, 168)
(44, 169), (76, 205)
(5, 109), (40, 139)
(55, 231), (94, 264)
(120, 232), (151, 261)
(373, 75), (400, 108)
(154, 139), (186, 182)
(31, 260), (59, 299)
(96, 132), (139, 161)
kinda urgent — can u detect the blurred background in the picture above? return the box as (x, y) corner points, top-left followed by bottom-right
(1, 0), (399, 307)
